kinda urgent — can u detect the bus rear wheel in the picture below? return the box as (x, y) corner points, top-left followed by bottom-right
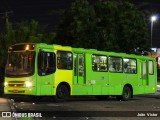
(116, 86), (131, 101)
(54, 84), (69, 102)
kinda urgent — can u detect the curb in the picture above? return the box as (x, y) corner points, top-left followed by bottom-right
(7, 99), (18, 120)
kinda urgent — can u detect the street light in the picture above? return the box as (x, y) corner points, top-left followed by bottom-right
(151, 15), (157, 47)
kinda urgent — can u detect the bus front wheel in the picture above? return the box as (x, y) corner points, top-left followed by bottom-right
(54, 84), (69, 102)
(116, 86), (131, 101)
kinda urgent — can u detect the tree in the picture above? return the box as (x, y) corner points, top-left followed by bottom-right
(91, 0), (149, 53)
(116, 1), (149, 53)
(56, 0), (97, 48)
(94, 0), (120, 51)
(56, 0), (150, 54)
(0, 20), (56, 88)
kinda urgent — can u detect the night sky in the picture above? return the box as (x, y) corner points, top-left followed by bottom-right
(0, 0), (74, 26)
(0, 0), (160, 47)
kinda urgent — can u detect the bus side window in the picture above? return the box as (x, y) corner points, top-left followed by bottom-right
(148, 60), (154, 75)
(92, 54), (107, 72)
(109, 57), (122, 72)
(123, 58), (137, 74)
(38, 51), (55, 76)
(79, 56), (84, 76)
(57, 51), (72, 70)
(74, 55), (77, 76)
(141, 62), (146, 78)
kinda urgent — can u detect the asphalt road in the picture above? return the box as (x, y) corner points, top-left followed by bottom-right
(0, 85), (159, 120)
(3, 93), (160, 120)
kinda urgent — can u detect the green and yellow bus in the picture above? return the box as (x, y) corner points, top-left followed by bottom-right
(4, 43), (157, 101)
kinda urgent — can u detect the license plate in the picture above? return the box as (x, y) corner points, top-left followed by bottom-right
(13, 90), (19, 93)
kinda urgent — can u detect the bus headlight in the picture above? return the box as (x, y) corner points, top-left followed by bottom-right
(4, 82), (8, 87)
(25, 81), (32, 87)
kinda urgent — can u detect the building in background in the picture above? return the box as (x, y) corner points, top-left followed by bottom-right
(148, 48), (160, 81)
(148, 48), (160, 69)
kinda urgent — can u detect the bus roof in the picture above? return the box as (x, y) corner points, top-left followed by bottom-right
(9, 43), (155, 61)
(72, 47), (155, 60)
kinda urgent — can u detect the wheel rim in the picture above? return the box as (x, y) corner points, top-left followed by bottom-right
(57, 88), (66, 99)
(123, 87), (131, 100)
(124, 89), (130, 99)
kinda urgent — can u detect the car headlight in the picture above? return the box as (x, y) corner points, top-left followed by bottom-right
(4, 82), (8, 87)
(25, 81), (32, 87)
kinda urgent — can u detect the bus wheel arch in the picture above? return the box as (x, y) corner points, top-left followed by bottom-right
(117, 84), (133, 101)
(54, 82), (70, 102)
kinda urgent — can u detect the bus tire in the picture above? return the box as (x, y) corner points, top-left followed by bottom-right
(54, 84), (69, 102)
(116, 86), (131, 101)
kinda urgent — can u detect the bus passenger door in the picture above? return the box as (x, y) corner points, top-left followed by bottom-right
(73, 53), (85, 84)
(36, 48), (56, 95)
(140, 60), (148, 85)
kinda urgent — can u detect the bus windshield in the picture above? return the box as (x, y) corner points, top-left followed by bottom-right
(6, 52), (35, 77)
